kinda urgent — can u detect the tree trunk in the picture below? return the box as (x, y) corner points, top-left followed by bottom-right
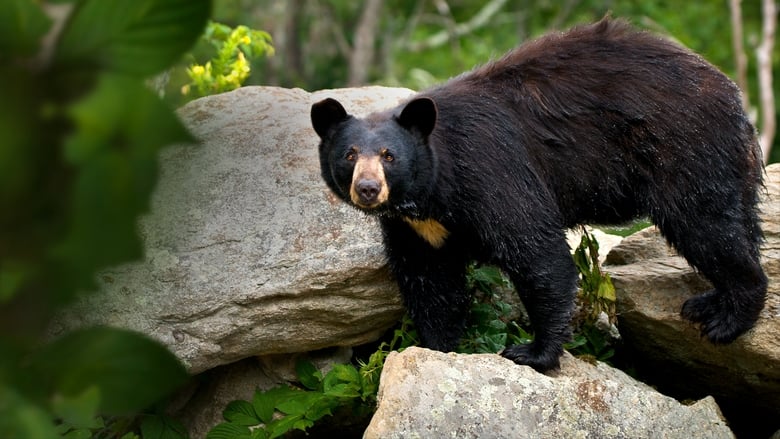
(348, 0), (383, 86)
(757, 0), (777, 163)
(283, 0), (305, 86)
(728, 0), (750, 111)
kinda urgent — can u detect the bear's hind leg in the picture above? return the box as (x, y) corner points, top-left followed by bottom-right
(656, 210), (767, 343)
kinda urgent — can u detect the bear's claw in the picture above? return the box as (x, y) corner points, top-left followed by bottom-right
(501, 343), (561, 373)
(681, 289), (758, 344)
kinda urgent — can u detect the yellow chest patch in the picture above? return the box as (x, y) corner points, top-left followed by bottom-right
(403, 218), (450, 248)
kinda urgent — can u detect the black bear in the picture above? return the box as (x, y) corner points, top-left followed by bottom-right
(311, 18), (767, 372)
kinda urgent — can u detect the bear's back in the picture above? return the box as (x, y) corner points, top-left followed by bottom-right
(413, 18), (758, 227)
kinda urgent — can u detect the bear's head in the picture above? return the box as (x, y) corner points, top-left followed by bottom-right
(311, 97), (438, 215)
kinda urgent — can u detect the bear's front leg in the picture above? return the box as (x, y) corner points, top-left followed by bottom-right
(395, 265), (472, 351)
(381, 218), (472, 352)
(500, 236), (579, 372)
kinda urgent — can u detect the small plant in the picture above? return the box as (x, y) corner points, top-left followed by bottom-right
(207, 318), (417, 438)
(357, 315), (419, 395)
(55, 409), (186, 439)
(566, 325), (616, 364)
(458, 264), (532, 354)
(572, 227), (617, 326)
(183, 21), (274, 98)
(207, 363), (365, 439)
(567, 227), (619, 363)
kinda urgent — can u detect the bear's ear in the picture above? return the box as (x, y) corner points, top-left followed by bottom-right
(398, 97), (437, 138)
(311, 98), (349, 139)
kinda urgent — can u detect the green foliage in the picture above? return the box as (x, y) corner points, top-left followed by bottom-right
(183, 21), (274, 98)
(572, 228), (617, 327)
(0, 0), (51, 61)
(0, 0), (210, 436)
(566, 228), (619, 363)
(55, 0), (211, 77)
(139, 414), (189, 439)
(206, 317), (418, 439)
(208, 318), (418, 438)
(566, 326), (615, 364)
(207, 364), (358, 438)
(356, 315), (418, 398)
(31, 328), (187, 415)
(458, 264), (532, 354)
(51, 412), (187, 439)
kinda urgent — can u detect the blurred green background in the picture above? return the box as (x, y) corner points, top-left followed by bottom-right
(212, 0), (760, 90)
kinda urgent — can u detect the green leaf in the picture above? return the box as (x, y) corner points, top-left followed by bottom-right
(565, 334), (588, 350)
(223, 400), (260, 426)
(0, 0), (52, 60)
(0, 263), (31, 304)
(0, 384), (60, 439)
(64, 73), (192, 163)
(267, 415), (313, 439)
(328, 364), (361, 385)
(470, 265), (506, 288)
(252, 394), (275, 425)
(30, 327), (188, 415)
(295, 360), (321, 391)
(275, 392), (325, 416)
(252, 386), (300, 424)
(206, 422), (252, 439)
(140, 414), (190, 439)
(205, 21), (233, 41)
(322, 383), (360, 399)
(304, 396), (339, 422)
(597, 274), (617, 302)
(52, 73), (192, 295)
(51, 386), (102, 429)
(573, 243), (590, 275)
(56, 0), (211, 76)
(63, 429), (93, 439)
(322, 365), (361, 398)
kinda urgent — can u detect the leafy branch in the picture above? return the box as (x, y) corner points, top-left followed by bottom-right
(0, 0), (210, 436)
(183, 21), (274, 98)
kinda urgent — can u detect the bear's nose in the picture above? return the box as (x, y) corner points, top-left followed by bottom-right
(356, 179), (381, 203)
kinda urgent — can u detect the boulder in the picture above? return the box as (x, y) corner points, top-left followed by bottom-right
(604, 163), (780, 436)
(365, 347), (734, 438)
(52, 86), (414, 373)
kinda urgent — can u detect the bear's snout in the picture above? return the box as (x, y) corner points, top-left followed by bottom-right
(356, 179), (381, 204)
(349, 155), (389, 209)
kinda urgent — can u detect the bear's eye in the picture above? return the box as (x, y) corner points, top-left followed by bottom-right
(381, 149), (394, 162)
(345, 148), (357, 162)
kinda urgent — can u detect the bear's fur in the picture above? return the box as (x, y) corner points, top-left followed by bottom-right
(311, 18), (767, 372)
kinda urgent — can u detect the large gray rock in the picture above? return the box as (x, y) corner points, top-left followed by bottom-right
(53, 86), (413, 373)
(605, 163), (780, 433)
(365, 347), (734, 438)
